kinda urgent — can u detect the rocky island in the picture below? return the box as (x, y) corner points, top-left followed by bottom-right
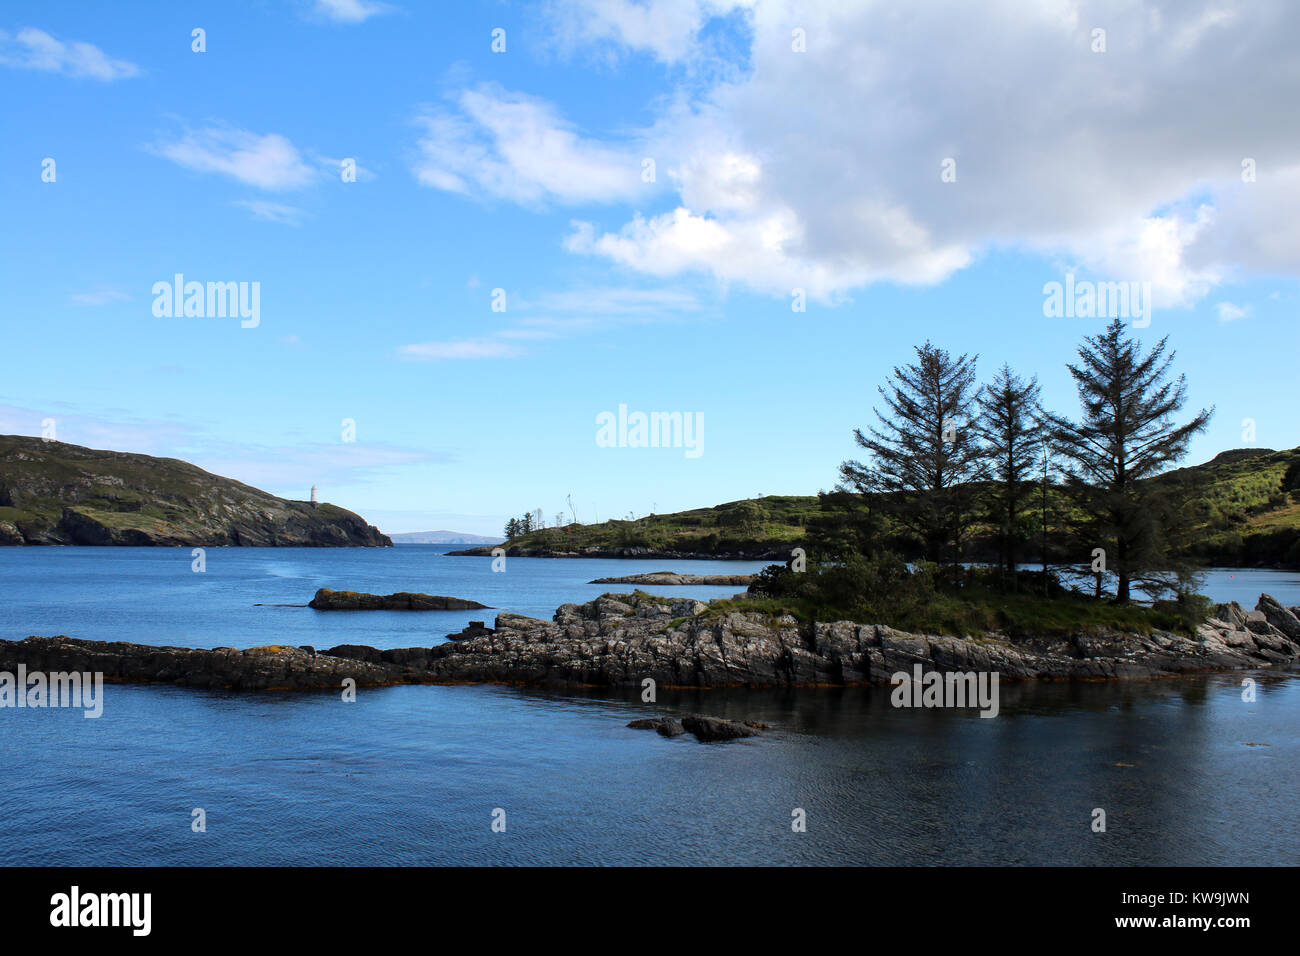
(3, 591), (1297, 693)
(308, 588), (490, 610)
(589, 571), (754, 586)
(0, 435), (390, 546)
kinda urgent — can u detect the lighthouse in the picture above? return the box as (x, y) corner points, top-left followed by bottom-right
(310, 485), (318, 508)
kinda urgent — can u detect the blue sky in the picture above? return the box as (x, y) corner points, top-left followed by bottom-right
(2, 1), (1297, 535)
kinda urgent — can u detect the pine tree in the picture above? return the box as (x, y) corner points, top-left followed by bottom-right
(975, 364), (1042, 587)
(1046, 319), (1212, 602)
(839, 341), (986, 566)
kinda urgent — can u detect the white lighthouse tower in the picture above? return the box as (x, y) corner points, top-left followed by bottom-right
(310, 485), (319, 508)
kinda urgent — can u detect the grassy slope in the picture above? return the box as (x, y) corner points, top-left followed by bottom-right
(500, 447), (1300, 567)
(510, 494), (824, 555)
(0, 434), (381, 544)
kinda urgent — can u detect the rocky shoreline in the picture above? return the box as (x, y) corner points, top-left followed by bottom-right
(3, 592), (1298, 693)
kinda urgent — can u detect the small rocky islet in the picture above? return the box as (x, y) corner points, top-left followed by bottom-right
(588, 571), (754, 586)
(307, 588), (491, 611)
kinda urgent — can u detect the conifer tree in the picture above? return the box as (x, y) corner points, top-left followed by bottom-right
(975, 364), (1042, 587)
(1046, 319), (1212, 602)
(840, 342), (985, 566)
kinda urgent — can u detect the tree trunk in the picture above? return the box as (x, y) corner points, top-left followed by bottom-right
(1116, 537), (1130, 602)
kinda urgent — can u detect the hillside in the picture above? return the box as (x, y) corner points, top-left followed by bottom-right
(0, 435), (391, 547)
(1152, 447), (1300, 567)
(454, 447), (1300, 568)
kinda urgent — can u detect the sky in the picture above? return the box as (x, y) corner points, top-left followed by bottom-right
(1, 0), (1297, 536)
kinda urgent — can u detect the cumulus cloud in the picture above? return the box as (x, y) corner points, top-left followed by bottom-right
(155, 127), (317, 190)
(427, 0), (1300, 307)
(0, 27), (139, 80)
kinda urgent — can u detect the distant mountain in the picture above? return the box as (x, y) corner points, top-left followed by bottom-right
(389, 531), (504, 545)
(0, 435), (391, 547)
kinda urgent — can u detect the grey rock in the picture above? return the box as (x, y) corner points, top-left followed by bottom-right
(627, 717), (686, 737)
(1258, 594), (1300, 641)
(680, 715), (768, 741)
(5, 592), (1298, 695)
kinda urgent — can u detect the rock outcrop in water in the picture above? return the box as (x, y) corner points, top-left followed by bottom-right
(0, 434), (390, 547)
(589, 571), (754, 586)
(3, 593), (1297, 693)
(308, 589), (490, 611)
(627, 715), (768, 740)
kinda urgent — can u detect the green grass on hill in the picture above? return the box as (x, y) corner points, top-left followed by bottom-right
(500, 447), (1300, 568)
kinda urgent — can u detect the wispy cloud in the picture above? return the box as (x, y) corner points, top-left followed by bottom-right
(69, 289), (131, 307)
(396, 285), (705, 360)
(0, 400), (448, 493)
(312, 0), (393, 23)
(1216, 301), (1248, 322)
(154, 126), (317, 190)
(0, 27), (139, 80)
(234, 199), (308, 225)
(397, 340), (524, 361)
(413, 85), (648, 205)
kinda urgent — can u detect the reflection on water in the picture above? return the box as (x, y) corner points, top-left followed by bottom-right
(2, 670), (1296, 866)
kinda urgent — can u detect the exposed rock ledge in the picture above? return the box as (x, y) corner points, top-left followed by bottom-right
(307, 588), (490, 611)
(589, 571), (754, 586)
(3, 593), (1298, 693)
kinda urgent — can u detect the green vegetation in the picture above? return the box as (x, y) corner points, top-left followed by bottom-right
(493, 445), (1300, 569)
(745, 557), (1204, 636)
(500, 494), (826, 555)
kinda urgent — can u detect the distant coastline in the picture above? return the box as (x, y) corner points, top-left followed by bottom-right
(389, 531), (503, 545)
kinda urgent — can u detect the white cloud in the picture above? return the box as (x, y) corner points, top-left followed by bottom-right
(0, 27), (138, 80)
(1216, 301), (1248, 322)
(234, 200), (307, 226)
(543, 0), (754, 64)
(155, 127), (317, 190)
(397, 340), (524, 361)
(312, 0), (392, 23)
(502, 0), (1300, 305)
(397, 286), (705, 360)
(69, 289), (131, 306)
(413, 85), (647, 205)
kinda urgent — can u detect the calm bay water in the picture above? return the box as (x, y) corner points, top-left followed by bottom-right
(1, 546), (1298, 866)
